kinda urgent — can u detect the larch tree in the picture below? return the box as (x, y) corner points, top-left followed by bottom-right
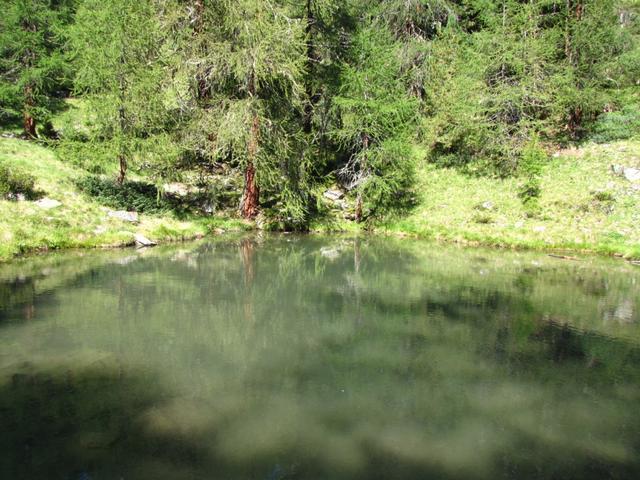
(332, 27), (418, 222)
(193, 0), (307, 220)
(69, 0), (171, 184)
(0, 0), (75, 137)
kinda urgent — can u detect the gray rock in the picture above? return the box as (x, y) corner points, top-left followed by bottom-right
(476, 201), (494, 211)
(6, 193), (26, 201)
(611, 164), (625, 176)
(35, 198), (62, 210)
(108, 210), (139, 223)
(611, 165), (640, 182)
(624, 167), (640, 182)
(323, 189), (345, 201)
(163, 182), (189, 197)
(134, 233), (156, 247)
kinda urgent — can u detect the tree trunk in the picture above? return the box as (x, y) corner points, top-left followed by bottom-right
(23, 111), (36, 138)
(23, 86), (36, 138)
(242, 72), (260, 219)
(241, 114), (260, 219)
(355, 133), (369, 223)
(117, 153), (127, 185)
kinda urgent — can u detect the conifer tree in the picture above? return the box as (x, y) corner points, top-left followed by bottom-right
(185, 0), (307, 220)
(69, 0), (171, 183)
(332, 27), (418, 221)
(0, 0), (75, 137)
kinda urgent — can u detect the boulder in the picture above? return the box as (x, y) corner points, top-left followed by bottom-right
(611, 165), (640, 182)
(108, 210), (139, 223)
(323, 189), (345, 202)
(624, 167), (640, 182)
(134, 233), (157, 247)
(35, 198), (62, 210)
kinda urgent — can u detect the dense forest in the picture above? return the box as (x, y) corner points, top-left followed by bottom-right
(1, 0), (639, 230)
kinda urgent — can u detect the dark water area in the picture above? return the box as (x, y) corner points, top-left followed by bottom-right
(1, 235), (639, 480)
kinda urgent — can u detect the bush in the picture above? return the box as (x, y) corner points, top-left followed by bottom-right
(518, 136), (546, 204)
(591, 105), (640, 143)
(75, 175), (219, 216)
(0, 163), (37, 199)
(75, 175), (171, 214)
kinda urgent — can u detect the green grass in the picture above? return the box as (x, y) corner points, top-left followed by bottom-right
(379, 140), (640, 259)
(0, 138), (250, 262)
(2, 128), (640, 262)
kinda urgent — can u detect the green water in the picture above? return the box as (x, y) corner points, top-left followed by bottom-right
(1, 236), (639, 480)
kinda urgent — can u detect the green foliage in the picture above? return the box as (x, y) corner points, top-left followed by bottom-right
(0, 0), (76, 134)
(75, 176), (170, 213)
(591, 105), (640, 143)
(0, 162), (36, 199)
(68, 0), (176, 182)
(332, 27), (418, 220)
(518, 136), (547, 205)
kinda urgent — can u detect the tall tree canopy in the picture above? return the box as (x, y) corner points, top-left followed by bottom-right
(0, 0), (76, 137)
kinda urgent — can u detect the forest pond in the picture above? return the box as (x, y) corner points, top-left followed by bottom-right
(1, 235), (640, 480)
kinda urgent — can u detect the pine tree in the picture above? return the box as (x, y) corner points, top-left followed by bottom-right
(0, 0), (75, 137)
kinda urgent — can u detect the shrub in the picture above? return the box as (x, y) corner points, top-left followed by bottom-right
(591, 105), (640, 143)
(75, 175), (220, 216)
(518, 136), (546, 204)
(0, 163), (37, 199)
(75, 175), (170, 214)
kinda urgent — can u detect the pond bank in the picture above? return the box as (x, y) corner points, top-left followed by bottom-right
(2, 137), (639, 262)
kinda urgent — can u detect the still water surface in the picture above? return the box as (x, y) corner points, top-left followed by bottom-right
(1, 235), (639, 480)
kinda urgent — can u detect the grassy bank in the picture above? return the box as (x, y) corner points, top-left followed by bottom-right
(2, 135), (640, 262)
(377, 140), (640, 259)
(0, 138), (249, 262)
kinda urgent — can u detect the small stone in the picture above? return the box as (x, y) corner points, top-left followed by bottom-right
(611, 164), (625, 176)
(533, 225), (546, 233)
(323, 189), (345, 201)
(134, 233), (156, 247)
(213, 228), (226, 235)
(514, 221), (525, 228)
(476, 201), (494, 211)
(6, 193), (26, 201)
(94, 225), (108, 235)
(35, 198), (62, 210)
(108, 210), (139, 223)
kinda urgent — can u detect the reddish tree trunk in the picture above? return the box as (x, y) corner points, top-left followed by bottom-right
(23, 86), (36, 138)
(117, 154), (127, 185)
(23, 111), (36, 138)
(241, 114), (260, 219)
(567, 106), (582, 139)
(242, 162), (259, 219)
